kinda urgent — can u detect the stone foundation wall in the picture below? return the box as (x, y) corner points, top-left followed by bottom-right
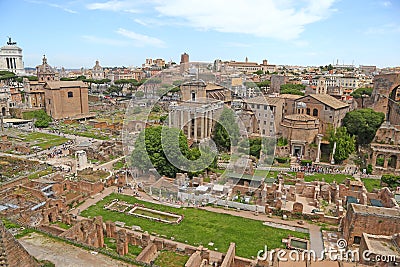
(136, 242), (158, 264)
(0, 222), (40, 267)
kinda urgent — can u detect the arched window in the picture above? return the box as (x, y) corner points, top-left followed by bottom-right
(68, 91), (73, 98)
(306, 108), (310, 115)
(313, 108), (318, 117)
(376, 154), (385, 167)
(389, 155), (397, 168)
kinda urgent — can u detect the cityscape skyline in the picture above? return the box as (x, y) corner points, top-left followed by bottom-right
(0, 0), (399, 69)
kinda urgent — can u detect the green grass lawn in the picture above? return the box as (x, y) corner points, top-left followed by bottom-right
(361, 178), (382, 192)
(18, 132), (70, 150)
(27, 166), (54, 179)
(154, 251), (189, 267)
(50, 221), (71, 230)
(81, 193), (308, 258)
(304, 173), (353, 184)
(253, 170), (296, 180)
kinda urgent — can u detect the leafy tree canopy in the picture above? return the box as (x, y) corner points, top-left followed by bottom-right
(328, 126), (355, 164)
(130, 126), (216, 177)
(343, 108), (385, 145)
(256, 80), (271, 88)
(381, 174), (400, 189)
(280, 84), (305, 95)
(350, 87), (373, 99)
(23, 110), (52, 128)
(212, 108), (240, 151)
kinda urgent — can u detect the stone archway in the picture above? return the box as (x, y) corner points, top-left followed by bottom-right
(376, 154), (385, 167)
(388, 85), (400, 125)
(389, 155), (397, 169)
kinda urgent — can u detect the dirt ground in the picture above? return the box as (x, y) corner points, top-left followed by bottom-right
(19, 232), (136, 267)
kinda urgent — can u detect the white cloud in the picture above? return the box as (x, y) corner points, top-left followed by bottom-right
(365, 23), (400, 35)
(134, 18), (148, 26)
(25, 0), (78, 13)
(49, 3), (78, 14)
(152, 0), (337, 40)
(382, 1), (391, 7)
(116, 28), (165, 47)
(82, 35), (128, 46)
(86, 0), (140, 13)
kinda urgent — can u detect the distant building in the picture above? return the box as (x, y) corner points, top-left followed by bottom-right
(293, 94), (350, 134)
(180, 52), (189, 74)
(225, 58), (276, 74)
(0, 37), (24, 74)
(169, 80), (224, 142)
(43, 81), (89, 120)
(270, 75), (288, 93)
(359, 65), (377, 75)
(91, 60), (104, 80)
(243, 96), (284, 136)
(36, 55), (59, 82)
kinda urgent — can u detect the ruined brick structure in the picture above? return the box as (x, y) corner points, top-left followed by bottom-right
(116, 229), (128, 256)
(368, 73), (400, 174)
(371, 73), (400, 116)
(341, 203), (400, 246)
(60, 216), (104, 248)
(0, 221), (39, 267)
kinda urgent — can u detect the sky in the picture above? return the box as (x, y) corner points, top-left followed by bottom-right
(0, 0), (399, 69)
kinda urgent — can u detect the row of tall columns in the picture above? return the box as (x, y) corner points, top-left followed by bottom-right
(6, 57), (17, 70)
(169, 109), (215, 141)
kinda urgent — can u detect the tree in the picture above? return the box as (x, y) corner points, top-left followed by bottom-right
(212, 108), (240, 151)
(280, 84), (305, 95)
(130, 126), (216, 177)
(114, 79), (129, 92)
(23, 110), (52, 128)
(135, 91), (145, 98)
(350, 87), (373, 99)
(343, 109), (385, 146)
(254, 70), (264, 75)
(256, 80), (271, 89)
(130, 126), (190, 177)
(328, 127), (355, 164)
(381, 174), (400, 189)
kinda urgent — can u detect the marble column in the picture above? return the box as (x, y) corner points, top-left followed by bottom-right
(194, 113), (198, 140)
(383, 155), (389, 169)
(187, 111), (191, 139)
(180, 110), (184, 132)
(315, 134), (323, 163)
(201, 112), (205, 139)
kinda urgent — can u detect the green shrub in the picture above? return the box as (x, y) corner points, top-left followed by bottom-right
(275, 157), (289, 163)
(300, 159), (312, 166)
(23, 110), (52, 128)
(277, 137), (288, 147)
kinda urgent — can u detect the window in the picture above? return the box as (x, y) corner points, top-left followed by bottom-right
(306, 108), (310, 115)
(68, 91), (73, 98)
(191, 92), (196, 101)
(313, 108), (318, 116)
(354, 236), (361, 244)
(48, 99), (51, 104)
(264, 105), (268, 110)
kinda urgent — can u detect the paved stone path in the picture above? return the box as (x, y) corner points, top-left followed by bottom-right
(20, 232), (134, 267)
(70, 186), (116, 215)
